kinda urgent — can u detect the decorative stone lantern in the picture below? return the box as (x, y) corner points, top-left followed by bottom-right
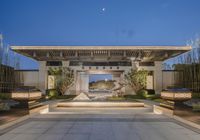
(160, 88), (192, 109)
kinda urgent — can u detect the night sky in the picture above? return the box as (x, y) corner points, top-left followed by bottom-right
(0, 0), (200, 69)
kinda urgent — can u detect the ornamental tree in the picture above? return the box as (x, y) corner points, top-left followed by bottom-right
(56, 67), (74, 95)
(125, 68), (148, 93)
(49, 67), (74, 95)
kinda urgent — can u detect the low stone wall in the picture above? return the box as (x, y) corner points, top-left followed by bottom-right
(153, 105), (173, 116)
(153, 105), (200, 130)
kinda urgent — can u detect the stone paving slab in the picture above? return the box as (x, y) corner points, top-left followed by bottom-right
(0, 108), (200, 140)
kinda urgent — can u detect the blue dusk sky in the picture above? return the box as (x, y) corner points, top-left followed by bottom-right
(0, 0), (200, 69)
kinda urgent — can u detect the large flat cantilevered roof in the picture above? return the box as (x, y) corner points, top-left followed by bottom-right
(11, 46), (191, 62)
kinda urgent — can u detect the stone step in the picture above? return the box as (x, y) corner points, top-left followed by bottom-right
(57, 101), (145, 108)
(49, 107), (153, 115)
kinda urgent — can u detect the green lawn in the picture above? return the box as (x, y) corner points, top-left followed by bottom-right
(107, 95), (142, 102)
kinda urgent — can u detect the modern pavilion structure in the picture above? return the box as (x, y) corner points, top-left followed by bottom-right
(11, 46), (191, 95)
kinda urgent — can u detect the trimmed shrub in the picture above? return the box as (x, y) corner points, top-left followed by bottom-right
(167, 85), (182, 89)
(55, 95), (76, 99)
(146, 89), (155, 95)
(192, 103), (200, 111)
(107, 96), (125, 101)
(147, 94), (160, 100)
(47, 89), (59, 99)
(123, 94), (144, 99)
(192, 93), (200, 99)
(0, 93), (11, 100)
(137, 89), (148, 98)
(135, 89), (159, 99)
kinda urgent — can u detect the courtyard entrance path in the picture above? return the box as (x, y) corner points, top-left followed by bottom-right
(0, 107), (200, 140)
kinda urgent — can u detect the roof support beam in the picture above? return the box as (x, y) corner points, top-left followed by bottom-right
(46, 52), (49, 58)
(123, 50), (126, 57)
(107, 50), (111, 60)
(11, 46), (191, 61)
(75, 51), (78, 57)
(33, 52), (36, 57)
(60, 52), (63, 57)
(91, 51), (94, 60)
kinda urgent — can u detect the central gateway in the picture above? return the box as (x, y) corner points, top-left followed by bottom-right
(11, 46), (191, 95)
(76, 70), (124, 94)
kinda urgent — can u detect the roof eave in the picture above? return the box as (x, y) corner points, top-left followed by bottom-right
(10, 45), (192, 51)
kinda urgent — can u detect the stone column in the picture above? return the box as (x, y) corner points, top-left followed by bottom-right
(62, 61), (69, 67)
(38, 61), (47, 94)
(120, 72), (126, 93)
(77, 72), (89, 93)
(131, 61), (139, 70)
(76, 71), (80, 94)
(154, 61), (163, 94)
(81, 73), (89, 93)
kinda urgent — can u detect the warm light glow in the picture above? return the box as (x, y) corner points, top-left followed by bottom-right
(57, 102), (144, 107)
(11, 92), (42, 100)
(161, 91), (192, 101)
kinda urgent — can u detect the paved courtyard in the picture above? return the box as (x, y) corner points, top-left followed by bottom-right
(0, 108), (200, 140)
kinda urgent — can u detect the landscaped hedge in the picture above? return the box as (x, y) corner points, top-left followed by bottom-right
(47, 89), (59, 99)
(136, 89), (158, 99)
(0, 93), (11, 100)
(146, 89), (155, 95)
(123, 94), (145, 99)
(46, 89), (76, 100)
(55, 95), (76, 99)
(192, 92), (200, 99)
(137, 89), (148, 97)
